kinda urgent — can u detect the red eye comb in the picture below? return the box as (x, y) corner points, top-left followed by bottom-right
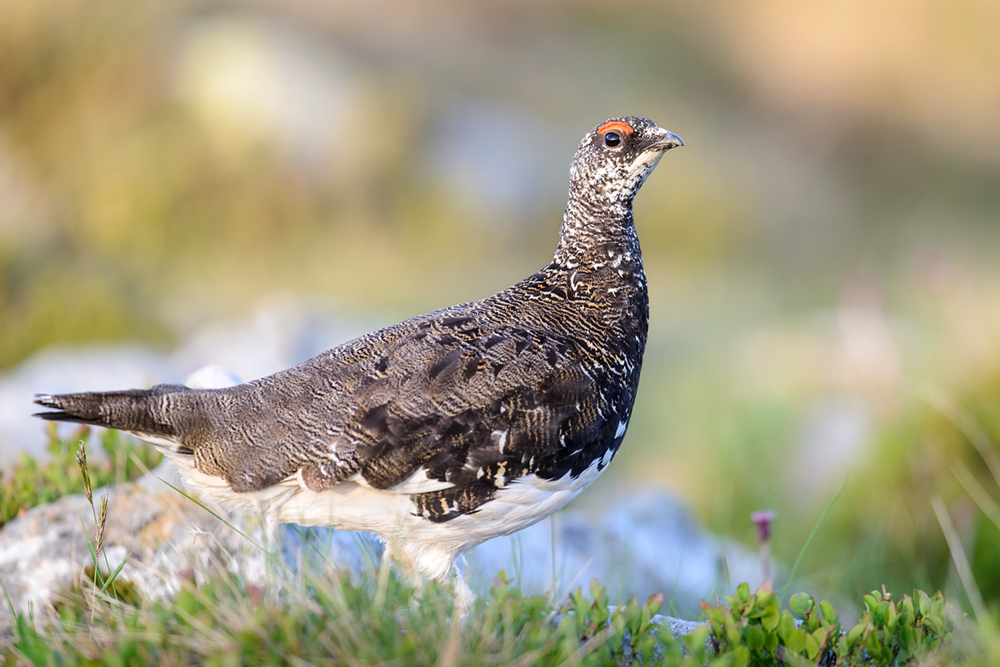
(597, 121), (634, 136)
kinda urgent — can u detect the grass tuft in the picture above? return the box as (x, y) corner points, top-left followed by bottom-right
(0, 425), (161, 529)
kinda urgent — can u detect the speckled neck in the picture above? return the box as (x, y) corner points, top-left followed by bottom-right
(553, 187), (640, 271)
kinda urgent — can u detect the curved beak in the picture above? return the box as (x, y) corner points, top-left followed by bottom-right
(651, 130), (684, 152)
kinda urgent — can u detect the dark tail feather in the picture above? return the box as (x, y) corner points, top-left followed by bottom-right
(33, 384), (191, 440)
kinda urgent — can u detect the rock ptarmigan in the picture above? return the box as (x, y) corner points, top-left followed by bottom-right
(34, 116), (683, 605)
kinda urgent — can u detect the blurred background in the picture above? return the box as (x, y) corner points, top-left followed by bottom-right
(2, 0), (999, 616)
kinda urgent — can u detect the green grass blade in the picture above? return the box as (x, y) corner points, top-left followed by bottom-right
(779, 475), (847, 599)
(101, 552), (132, 593)
(351, 531), (380, 569)
(288, 524), (335, 573)
(932, 494), (987, 621)
(159, 477), (289, 573)
(80, 518), (106, 588)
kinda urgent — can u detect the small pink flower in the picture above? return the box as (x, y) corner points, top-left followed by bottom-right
(752, 510), (775, 543)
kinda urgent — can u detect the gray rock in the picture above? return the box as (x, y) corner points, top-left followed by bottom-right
(0, 460), (378, 621)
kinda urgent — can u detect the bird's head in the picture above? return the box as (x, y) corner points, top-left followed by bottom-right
(568, 116), (683, 214)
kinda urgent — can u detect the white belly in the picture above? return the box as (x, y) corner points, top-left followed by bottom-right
(165, 448), (613, 583)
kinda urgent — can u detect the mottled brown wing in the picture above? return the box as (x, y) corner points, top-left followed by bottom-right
(301, 322), (605, 497)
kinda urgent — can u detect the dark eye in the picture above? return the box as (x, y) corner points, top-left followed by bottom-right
(604, 131), (622, 148)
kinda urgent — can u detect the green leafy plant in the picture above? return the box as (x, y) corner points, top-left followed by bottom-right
(844, 586), (953, 665)
(701, 580), (956, 666)
(552, 578), (665, 665)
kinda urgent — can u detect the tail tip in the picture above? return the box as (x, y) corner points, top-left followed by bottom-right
(33, 410), (70, 421)
(33, 393), (86, 423)
(33, 393), (57, 407)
